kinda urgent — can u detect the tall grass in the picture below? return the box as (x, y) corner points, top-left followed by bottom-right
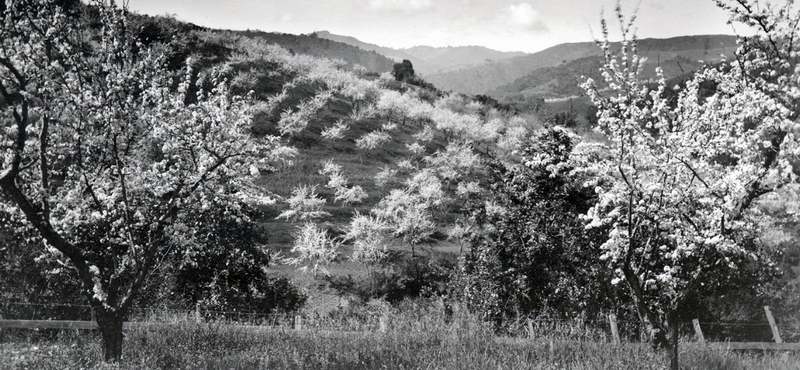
(3, 301), (800, 369)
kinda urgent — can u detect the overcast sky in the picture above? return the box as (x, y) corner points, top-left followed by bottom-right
(124, 0), (744, 53)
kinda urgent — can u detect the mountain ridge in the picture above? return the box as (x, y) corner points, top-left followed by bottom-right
(427, 34), (739, 95)
(313, 30), (526, 76)
(235, 30), (396, 73)
(308, 31), (737, 98)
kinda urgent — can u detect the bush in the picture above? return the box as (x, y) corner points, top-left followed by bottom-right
(139, 201), (306, 317)
(0, 210), (87, 321)
(324, 256), (454, 304)
(455, 128), (622, 325)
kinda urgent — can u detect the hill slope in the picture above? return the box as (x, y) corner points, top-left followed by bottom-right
(236, 30), (396, 73)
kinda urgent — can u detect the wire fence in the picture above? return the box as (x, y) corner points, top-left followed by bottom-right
(2, 301), (799, 343)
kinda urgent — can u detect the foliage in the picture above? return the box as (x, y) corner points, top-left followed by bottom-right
(457, 128), (618, 325)
(392, 59), (415, 82)
(325, 257), (454, 303)
(167, 201), (306, 315)
(550, 109), (578, 128)
(0, 210), (87, 320)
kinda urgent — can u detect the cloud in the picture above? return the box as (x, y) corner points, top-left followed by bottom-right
(507, 3), (548, 31)
(369, 0), (432, 12)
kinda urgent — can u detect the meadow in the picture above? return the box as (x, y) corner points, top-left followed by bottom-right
(3, 300), (800, 370)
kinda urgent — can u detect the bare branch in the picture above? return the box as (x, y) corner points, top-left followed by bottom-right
(677, 157), (726, 201)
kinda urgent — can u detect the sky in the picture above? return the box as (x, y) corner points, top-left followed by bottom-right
(123, 0), (745, 53)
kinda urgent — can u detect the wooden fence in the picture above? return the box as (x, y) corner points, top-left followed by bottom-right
(3, 306), (797, 350)
(603, 306), (800, 351)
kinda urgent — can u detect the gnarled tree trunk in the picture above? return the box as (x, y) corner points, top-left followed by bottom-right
(96, 308), (125, 362)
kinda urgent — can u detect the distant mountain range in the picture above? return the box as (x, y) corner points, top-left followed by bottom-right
(310, 31), (739, 100)
(490, 36), (738, 99)
(431, 35), (740, 96)
(313, 30), (526, 76)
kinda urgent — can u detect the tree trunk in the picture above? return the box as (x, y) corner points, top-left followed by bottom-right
(667, 311), (680, 370)
(96, 308), (125, 362)
(623, 269), (669, 347)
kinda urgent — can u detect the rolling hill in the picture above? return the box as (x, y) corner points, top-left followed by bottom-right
(235, 30), (396, 73)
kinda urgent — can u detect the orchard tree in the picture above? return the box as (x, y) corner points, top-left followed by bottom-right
(392, 59), (415, 82)
(286, 222), (339, 277)
(0, 1), (275, 361)
(581, 2), (800, 368)
(276, 184), (331, 221)
(345, 212), (391, 271)
(373, 169), (442, 257)
(319, 160), (368, 206)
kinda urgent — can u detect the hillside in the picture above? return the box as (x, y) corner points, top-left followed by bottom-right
(490, 52), (717, 100)
(312, 30), (417, 63)
(236, 30), (396, 73)
(313, 30), (525, 75)
(427, 35), (739, 95)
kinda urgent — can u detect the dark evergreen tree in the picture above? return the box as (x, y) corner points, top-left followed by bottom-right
(392, 59), (415, 82)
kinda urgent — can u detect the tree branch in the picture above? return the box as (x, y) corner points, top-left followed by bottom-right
(40, 114), (51, 219)
(0, 56), (27, 87)
(677, 157), (725, 201)
(0, 176), (94, 290)
(0, 86), (28, 183)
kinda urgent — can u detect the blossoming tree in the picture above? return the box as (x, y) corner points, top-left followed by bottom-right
(581, 2), (800, 368)
(0, 1), (275, 361)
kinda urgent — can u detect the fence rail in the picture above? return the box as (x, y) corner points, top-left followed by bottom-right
(3, 303), (798, 351)
(0, 319), (279, 331)
(707, 342), (800, 350)
(3, 318), (799, 351)
(0, 319), (98, 330)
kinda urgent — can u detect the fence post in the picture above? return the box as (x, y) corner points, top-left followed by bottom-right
(527, 320), (534, 339)
(90, 307), (96, 323)
(764, 306), (782, 343)
(294, 315), (302, 331)
(692, 319), (705, 344)
(194, 304), (201, 322)
(608, 313), (620, 344)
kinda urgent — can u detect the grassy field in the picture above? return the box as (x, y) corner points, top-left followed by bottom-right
(4, 303), (800, 370)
